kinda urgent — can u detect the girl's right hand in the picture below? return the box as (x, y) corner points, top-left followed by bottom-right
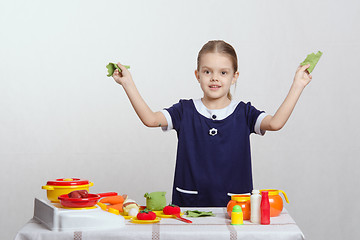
(112, 63), (133, 86)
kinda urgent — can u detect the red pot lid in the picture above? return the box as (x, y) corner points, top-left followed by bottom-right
(46, 178), (90, 186)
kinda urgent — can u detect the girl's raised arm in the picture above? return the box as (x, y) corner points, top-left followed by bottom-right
(112, 63), (168, 128)
(260, 64), (312, 131)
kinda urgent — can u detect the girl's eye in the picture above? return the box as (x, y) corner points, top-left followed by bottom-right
(204, 70), (210, 74)
(221, 71), (227, 75)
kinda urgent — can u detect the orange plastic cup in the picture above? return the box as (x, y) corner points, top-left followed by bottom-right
(227, 195), (251, 220)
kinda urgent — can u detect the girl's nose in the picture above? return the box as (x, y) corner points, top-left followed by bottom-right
(211, 75), (218, 82)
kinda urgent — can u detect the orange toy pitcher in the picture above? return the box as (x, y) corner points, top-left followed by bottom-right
(227, 195), (251, 220)
(260, 189), (289, 217)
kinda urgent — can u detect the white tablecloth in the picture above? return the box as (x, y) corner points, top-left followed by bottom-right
(15, 208), (305, 240)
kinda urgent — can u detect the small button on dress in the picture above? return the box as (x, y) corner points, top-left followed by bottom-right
(209, 128), (218, 136)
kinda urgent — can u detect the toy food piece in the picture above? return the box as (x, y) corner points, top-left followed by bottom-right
(185, 210), (215, 217)
(231, 205), (243, 225)
(78, 190), (88, 198)
(163, 204), (181, 215)
(68, 191), (81, 198)
(144, 192), (166, 211)
(99, 195), (126, 205)
(300, 51), (323, 73)
(106, 62), (130, 77)
(137, 209), (157, 220)
(68, 190), (88, 198)
(128, 208), (139, 217)
(108, 203), (124, 211)
(261, 191), (270, 225)
(123, 198), (140, 217)
(100, 194), (127, 212)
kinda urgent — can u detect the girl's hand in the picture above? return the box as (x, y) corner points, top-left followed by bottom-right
(112, 63), (133, 86)
(293, 64), (312, 88)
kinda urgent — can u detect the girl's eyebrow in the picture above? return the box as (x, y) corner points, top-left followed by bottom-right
(202, 65), (231, 69)
(201, 66), (232, 71)
(201, 65), (211, 69)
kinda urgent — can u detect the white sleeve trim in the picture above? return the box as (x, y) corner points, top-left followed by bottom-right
(160, 109), (173, 132)
(255, 112), (268, 136)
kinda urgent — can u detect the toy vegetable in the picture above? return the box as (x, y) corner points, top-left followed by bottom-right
(300, 51), (323, 73)
(144, 192), (166, 211)
(107, 203), (124, 211)
(99, 194), (127, 212)
(123, 198), (140, 217)
(106, 62), (130, 77)
(99, 195), (126, 205)
(137, 209), (157, 220)
(163, 204), (181, 215)
(68, 190), (88, 198)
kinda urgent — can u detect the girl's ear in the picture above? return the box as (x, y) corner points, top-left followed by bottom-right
(232, 71), (239, 85)
(195, 70), (200, 82)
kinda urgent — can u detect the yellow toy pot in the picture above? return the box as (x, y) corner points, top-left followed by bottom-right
(42, 178), (94, 203)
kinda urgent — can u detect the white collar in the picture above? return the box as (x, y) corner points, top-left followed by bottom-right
(192, 99), (239, 120)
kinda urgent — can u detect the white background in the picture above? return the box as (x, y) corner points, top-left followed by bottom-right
(1, 0), (359, 239)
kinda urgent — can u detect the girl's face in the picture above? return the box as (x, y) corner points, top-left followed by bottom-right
(195, 52), (239, 105)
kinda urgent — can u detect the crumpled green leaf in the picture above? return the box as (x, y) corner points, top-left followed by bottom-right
(106, 62), (130, 77)
(185, 210), (215, 217)
(300, 51), (323, 73)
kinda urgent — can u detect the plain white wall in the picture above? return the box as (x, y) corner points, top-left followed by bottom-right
(1, 0), (359, 239)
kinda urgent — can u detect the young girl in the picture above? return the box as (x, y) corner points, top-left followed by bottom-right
(112, 40), (312, 207)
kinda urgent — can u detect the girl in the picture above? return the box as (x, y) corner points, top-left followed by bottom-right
(112, 40), (312, 207)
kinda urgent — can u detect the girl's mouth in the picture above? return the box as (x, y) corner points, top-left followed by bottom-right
(209, 85), (221, 89)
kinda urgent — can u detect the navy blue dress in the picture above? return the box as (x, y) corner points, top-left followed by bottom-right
(164, 99), (264, 207)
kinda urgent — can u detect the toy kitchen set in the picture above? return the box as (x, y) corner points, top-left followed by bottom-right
(35, 178), (126, 232)
(34, 177), (291, 232)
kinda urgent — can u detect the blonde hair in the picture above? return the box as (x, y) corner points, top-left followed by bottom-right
(197, 40), (238, 100)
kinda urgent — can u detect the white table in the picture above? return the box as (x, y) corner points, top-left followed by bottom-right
(15, 207), (305, 240)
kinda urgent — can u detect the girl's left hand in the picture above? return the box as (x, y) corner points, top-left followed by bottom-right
(293, 64), (312, 88)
